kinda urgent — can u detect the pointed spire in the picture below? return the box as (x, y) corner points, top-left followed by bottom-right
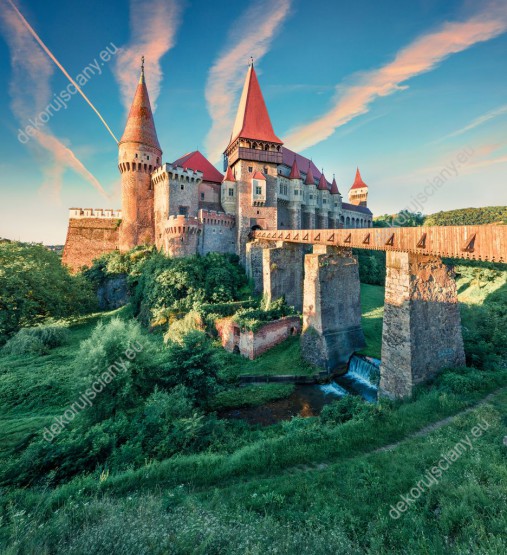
(289, 156), (301, 179)
(228, 64), (282, 147)
(119, 57), (161, 153)
(318, 170), (328, 191)
(223, 166), (235, 182)
(350, 167), (368, 190)
(330, 175), (340, 195)
(305, 162), (315, 185)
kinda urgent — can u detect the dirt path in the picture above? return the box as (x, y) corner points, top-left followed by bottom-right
(286, 388), (504, 474)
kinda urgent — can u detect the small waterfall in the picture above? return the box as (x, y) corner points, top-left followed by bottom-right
(347, 355), (380, 388)
(319, 382), (348, 397)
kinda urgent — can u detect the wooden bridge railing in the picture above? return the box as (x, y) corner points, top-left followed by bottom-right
(253, 225), (506, 263)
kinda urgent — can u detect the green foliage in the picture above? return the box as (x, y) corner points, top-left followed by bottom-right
(210, 384), (295, 410)
(162, 331), (220, 406)
(425, 206), (507, 226)
(130, 252), (249, 326)
(354, 249), (386, 285)
(0, 242), (97, 342)
(233, 297), (296, 332)
(320, 395), (377, 424)
(83, 245), (156, 283)
(2, 323), (69, 355)
(373, 210), (425, 227)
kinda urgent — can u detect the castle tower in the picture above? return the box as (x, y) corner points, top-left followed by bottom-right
(288, 157), (303, 228)
(118, 58), (162, 251)
(348, 167), (368, 207)
(302, 162), (317, 229)
(221, 166), (237, 215)
(224, 61), (283, 261)
(330, 175), (342, 228)
(316, 171), (330, 228)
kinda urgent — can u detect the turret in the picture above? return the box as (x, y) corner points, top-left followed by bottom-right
(288, 157), (303, 228)
(118, 57), (162, 251)
(303, 162), (317, 228)
(348, 167), (368, 207)
(221, 166), (237, 215)
(330, 175), (342, 227)
(317, 170), (330, 228)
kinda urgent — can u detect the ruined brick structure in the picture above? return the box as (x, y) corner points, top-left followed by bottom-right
(216, 315), (301, 360)
(63, 59), (373, 272)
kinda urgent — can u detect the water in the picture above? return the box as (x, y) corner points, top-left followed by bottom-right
(223, 354), (381, 425)
(336, 354), (380, 403)
(319, 382), (348, 397)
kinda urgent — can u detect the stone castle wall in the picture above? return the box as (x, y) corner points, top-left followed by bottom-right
(62, 216), (120, 272)
(198, 210), (236, 255)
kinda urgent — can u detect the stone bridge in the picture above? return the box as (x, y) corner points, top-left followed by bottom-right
(247, 225), (507, 398)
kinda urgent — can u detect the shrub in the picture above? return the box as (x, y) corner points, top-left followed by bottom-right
(2, 324), (70, 355)
(0, 241), (97, 342)
(233, 298), (296, 332)
(320, 395), (375, 425)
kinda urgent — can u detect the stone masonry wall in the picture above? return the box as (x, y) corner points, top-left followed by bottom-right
(62, 218), (120, 273)
(301, 246), (365, 372)
(379, 252), (465, 398)
(263, 243), (305, 312)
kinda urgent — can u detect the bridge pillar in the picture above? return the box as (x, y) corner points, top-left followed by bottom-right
(380, 252), (466, 399)
(301, 245), (365, 372)
(263, 242), (306, 312)
(245, 240), (270, 296)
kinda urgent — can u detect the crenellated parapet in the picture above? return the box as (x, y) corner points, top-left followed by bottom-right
(198, 209), (235, 228)
(69, 208), (122, 219)
(152, 163), (203, 186)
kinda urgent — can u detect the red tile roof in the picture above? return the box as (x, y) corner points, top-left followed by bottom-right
(252, 170), (266, 180)
(330, 176), (340, 195)
(228, 64), (282, 147)
(342, 202), (372, 215)
(304, 162), (316, 186)
(318, 171), (328, 191)
(288, 157), (301, 179)
(171, 150), (224, 184)
(119, 67), (161, 152)
(223, 166), (235, 182)
(350, 167), (368, 190)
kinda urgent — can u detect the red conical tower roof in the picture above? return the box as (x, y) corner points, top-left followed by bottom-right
(330, 176), (340, 195)
(350, 167), (368, 190)
(318, 170), (328, 191)
(119, 60), (161, 152)
(305, 162), (315, 185)
(228, 63), (282, 147)
(223, 166), (235, 182)
(289, 157), (301, 179)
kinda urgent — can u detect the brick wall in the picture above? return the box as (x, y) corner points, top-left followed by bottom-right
(62, 218), (120, 273)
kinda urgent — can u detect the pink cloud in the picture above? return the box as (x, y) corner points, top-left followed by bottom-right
(284, 5), (507, 152)
(0, 0), (110, 200)
(204, 0), (292, 163)
(114, 0), (183, 113)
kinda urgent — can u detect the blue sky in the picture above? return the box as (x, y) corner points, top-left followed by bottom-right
(0, 0), (506, 244)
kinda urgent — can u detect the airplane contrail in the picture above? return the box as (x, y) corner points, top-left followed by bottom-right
(6, 0), (119, 144)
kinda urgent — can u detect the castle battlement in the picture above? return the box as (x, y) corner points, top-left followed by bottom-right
(152, 163), (203, 185)
(166, 214), (202, 235)
(69, 208), (122, 219)
(198, 209), (235, 228)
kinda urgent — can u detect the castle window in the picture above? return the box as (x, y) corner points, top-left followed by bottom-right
(200, 192), (205, 200)
(310, 194), (313, 200)
(135, 153), (138, 158)
(181, 184), (184, 190)
(179, 206), (188, 216)
(264, 166), (268, 173)
(255, 186), (262, 195)
(248, 166), (253, 173)
(228, 188), (234, 197)
(147, 156), (150, 160)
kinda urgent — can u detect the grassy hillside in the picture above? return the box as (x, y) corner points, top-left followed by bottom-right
(0, 244), (505, 554)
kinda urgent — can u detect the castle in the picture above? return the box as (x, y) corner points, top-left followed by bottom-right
(62, 60), (372, 272)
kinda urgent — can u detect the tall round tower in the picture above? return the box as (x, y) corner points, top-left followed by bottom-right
(118, 58), (162, 251)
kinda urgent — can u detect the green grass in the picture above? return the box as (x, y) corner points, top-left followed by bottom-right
(359, 283), (385, 358)
(216, 335), (318, 377)
(210, 384), (295, 410)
